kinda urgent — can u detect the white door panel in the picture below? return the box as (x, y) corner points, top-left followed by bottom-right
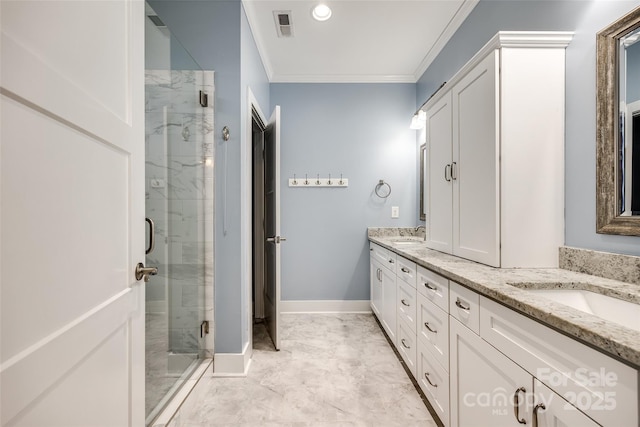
(1, 0), (145, 425)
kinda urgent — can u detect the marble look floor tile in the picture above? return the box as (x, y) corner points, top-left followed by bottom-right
(167, 314), (434, 427)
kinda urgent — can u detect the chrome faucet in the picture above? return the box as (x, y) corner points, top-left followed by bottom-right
(415, 225), (426, 232)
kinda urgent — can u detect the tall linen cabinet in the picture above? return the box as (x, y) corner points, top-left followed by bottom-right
(424, 32), (572, 268)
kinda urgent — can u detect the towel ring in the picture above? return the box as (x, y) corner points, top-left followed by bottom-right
(375, 180), (392, 198)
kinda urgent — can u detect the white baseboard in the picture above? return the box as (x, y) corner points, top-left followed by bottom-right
(212, 342), (252, 377)
(280, 300), (372, 313)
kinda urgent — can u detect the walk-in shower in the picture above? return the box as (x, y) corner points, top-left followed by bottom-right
(144, 4), (214, 424)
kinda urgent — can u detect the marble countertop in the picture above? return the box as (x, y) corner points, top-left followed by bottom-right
(368, 234), (640, 369)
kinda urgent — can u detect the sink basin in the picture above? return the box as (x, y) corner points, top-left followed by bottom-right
(388, 237), (425, 246)
(527, 289), (640, 332)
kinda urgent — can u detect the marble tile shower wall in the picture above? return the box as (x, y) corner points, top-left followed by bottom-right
(145, 69), (214, 357)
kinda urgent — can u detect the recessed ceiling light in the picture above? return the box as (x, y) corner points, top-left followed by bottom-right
(312, 4), (332, 21)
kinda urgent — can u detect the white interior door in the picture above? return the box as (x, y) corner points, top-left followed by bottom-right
(1, 1), (145, 426)
(264, 106), (281, 350)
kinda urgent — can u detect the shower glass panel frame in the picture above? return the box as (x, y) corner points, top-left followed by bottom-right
(144, 5), (214, 425)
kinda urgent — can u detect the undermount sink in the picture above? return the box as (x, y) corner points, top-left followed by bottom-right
(526, 289), (640, 332)
(388, 237), (425, 246)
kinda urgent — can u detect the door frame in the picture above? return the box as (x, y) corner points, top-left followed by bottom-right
(245, 88), (268, 354)
(251, 107), (267, 320)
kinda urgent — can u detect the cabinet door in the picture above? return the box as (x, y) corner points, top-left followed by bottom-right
(425, 91), (453, 254)
(369, 259), (383, 317)
(452, 50), (500, 267)
(533, 380), (600, 427)
(450, 317), (532, 427)
(380, 266), (397, 344)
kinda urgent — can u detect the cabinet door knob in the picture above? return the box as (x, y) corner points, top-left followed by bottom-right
(401, 267), (410, 273)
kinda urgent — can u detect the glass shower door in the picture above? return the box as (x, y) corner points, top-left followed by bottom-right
(144, 4), (214, 424)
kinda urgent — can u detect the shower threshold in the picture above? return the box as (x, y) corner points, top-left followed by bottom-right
(146, 358), (211, 427)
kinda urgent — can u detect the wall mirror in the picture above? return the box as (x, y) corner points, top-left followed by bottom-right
(597, 5), (640, 235)
(420, 143), (426, 221)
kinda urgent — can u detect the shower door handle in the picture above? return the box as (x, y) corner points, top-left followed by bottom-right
(145, 217), (155, 255)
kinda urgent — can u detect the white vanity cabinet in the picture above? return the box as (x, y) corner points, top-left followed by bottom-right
(369, 243), (397, 343)
(369, 244), (638, 427)
(450, 316), (533, 426)
(480, 296), (638, 427)
(425, 32), (571, 268)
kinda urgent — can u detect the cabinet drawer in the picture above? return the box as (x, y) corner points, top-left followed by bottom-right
(417, 266), (449, 312)
(397, 318), (417, 377)
(370, 242), (396, 273)
(480, 296), (638, 427)
(418, 340), (449, 427)
(449, 281), (480, 334)
(396, 257), (417, 288)
(397, 279), (417, 333)
(417, 293), (449, 371)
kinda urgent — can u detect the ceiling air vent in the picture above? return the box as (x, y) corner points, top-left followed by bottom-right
(147, 15), (166, 27)
(273, 11), (294, 38)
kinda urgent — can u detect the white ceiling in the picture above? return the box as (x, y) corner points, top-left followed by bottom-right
(242, 0), (479, 83)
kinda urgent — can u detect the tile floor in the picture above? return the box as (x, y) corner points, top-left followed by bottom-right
(167, 313), (436, 426)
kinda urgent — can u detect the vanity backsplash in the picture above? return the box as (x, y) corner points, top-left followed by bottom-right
(560, 246), (640, 285)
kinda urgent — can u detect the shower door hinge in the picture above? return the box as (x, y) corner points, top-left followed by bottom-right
(199, 90), (208, 107)
(200, 320), (210, 338)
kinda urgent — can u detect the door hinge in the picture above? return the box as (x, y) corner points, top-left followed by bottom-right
(200, 320), (210, 338)
(199, 90), (208, 107)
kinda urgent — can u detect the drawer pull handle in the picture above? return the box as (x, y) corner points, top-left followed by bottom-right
(424, 282), (437, 291)
(513, 387), (526, 424)
(424, 372), (438, 387)
(455, 299), (470, 311)
(389, 259), (395, 264)
(424, 322), (437, 333)
(533, 403), (546, 427)
(401, 267), (410, 273)
(401, 299), (410, 307)
(401, 339), (410, 349)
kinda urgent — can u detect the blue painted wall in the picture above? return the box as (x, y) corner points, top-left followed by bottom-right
(270, 83), (417, 301)
(417, 0), (640, 256)
(150, 0), (270, 354)
(240, 4), (270, 347)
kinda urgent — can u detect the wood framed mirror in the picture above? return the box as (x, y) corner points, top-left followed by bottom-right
(596, 5), (640, 235)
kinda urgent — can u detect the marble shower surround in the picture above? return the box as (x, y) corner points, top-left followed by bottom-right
(145, 69), (214, 357)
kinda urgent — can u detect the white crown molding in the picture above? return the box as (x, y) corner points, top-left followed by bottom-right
(413, 0), (479, 82)
(242, 1), (274, 81)
(420, 31), (575, 111)
(269, 74), (416, 83)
